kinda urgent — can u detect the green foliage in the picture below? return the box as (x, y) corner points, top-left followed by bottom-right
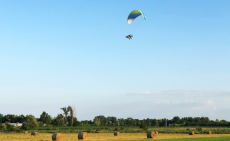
(173, 116), (180, 124)
(196, 127), (202, 132)
(114, 127), (118, 131)
(0, 123), (7, 131)
(21, 122), (30, 130)
(47, 124), (52, 130)
(140, 122), (148, 132)
(96, 128), (101, 132)
(51, 114), (64, 126)
(38, 121), (43, 127)
(73, 117), (80, 126)
(120, 126), (124, 131)
(39, 111), (52, 125)
(21, 115), (38, 130)
(5, 122), (14, 131)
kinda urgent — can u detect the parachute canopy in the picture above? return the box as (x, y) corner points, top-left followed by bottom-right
(127, 10), (146, 24)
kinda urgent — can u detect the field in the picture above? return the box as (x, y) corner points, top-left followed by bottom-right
(1, 133), (230, 141)
(36, 126), (230, 134)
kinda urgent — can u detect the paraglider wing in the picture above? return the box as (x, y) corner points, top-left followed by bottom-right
(127, 10), (146, 24)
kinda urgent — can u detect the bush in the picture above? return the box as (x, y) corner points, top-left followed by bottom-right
(140, 122), (148, 132)
(38, 121), (44, 127)
(21, 122), (30, 130)
(47, 125), (53, 130)
(5, 122), (14, 131)
(120, 126), (124, 131)
(196, 127), (202, 132)
(0, 123), (7, 131)
(21, 115), (39, 130)
(96, 128), (101, 132)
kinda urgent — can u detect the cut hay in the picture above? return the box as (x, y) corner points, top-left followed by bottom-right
(154, 131), (158, 134)
(207, 131), (212, 134)
(24, 131), (28, 134)
(147, 131), (156, 138)
(78, 132), (88, 140)
(114, 132), (120, 136)
(31, 132), (38, 136)
(52, 133), (63, 140)
(189, 131), (194, 135)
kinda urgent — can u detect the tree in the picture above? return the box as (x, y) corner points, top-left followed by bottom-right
(126, 117), (134, 126)
(73, 117), (80, 126)
(220, 120), (228, 126)
(51, 114), (63, 126)
(0, 123), (7, 131)
(21, 115), (38, 130)
(60, 107), (70, 125)
(93, 115), (106, 126)
(39, 111), (52, 125)
(0, 114), (4, 123)
(172, 116), (180, 124)
(67, 105), (76, 126)
(140, 122), (148, 132)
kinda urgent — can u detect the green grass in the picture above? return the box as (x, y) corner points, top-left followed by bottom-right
(35, 126), (230, 134)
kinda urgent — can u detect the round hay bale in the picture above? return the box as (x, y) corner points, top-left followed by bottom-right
(154, 131), (158, 134)
(207, 131), (212, 134)
(189, 131), (194, 135)
(78, 132), (88, 140)
(114, 132), (120, 136)
(24, 131), (28, 134)
(147, 131), (156, 138)
(31, 132), (38, 136)
(52, 133), (63, 140)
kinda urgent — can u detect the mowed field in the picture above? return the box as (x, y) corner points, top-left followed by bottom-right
(1, 133), (230, 141)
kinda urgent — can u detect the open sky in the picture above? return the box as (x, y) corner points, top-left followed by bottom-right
(0, 0), (230, 121)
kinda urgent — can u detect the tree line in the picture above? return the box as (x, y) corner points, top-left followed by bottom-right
(1, 106), (230, 131)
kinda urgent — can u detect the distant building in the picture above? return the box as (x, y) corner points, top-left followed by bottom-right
(0, 123), (23, 127)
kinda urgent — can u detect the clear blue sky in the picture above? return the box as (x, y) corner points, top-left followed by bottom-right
(0, 0), (230, 121)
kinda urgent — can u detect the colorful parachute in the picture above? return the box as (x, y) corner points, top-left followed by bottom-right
(127, 10), (147, 24)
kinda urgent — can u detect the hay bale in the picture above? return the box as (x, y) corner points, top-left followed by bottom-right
(24, 131), (28, 134)
(31, 132), (38, 136)
(78, 132), (88, 140)
(114, 132), (120, 136)
(154, 131), (158, 134)
(52, 133), (63, 140)
(147, 131), (156, 138)
(207, 131), (212, 134)
(189, 131), (194, 135)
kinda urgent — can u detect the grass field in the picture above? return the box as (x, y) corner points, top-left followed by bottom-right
(1, 133), (230, 141)
(36, 126), (230, 134)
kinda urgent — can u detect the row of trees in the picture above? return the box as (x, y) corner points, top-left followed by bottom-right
(0, 105), (77, 131)
(83, 116), (230, 127)
(0, 115), (38, 131)
(1, 110), (230, 131)
(38, 106), (78, 126)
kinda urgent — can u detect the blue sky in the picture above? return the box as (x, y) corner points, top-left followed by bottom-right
(0, 0), (230, 121)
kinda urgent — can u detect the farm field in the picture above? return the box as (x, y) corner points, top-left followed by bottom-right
(0, 133), (230, 141)
(36, 126), (230, 134)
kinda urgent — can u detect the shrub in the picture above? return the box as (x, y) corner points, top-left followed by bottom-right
(21, 115), (39, 130)
(120, 126), (124, 131)
(47, 125), (53, 130)
(21, 122), (30, 130)
(140, 122), (148, 132)
(0, 123), (7, 131)
(196, 127), (202, 132)
(5, 122), (14, 131)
